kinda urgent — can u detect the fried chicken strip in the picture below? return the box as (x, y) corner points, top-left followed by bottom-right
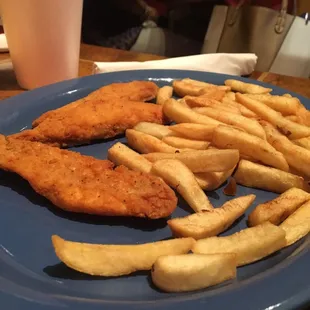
(10, 98), (164, 147)
(33, 81), (159, 127)
(0, 135), (177, 219)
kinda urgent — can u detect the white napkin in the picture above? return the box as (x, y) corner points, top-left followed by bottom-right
(0, 33), (8, 52)
(94, 53), (258, 76)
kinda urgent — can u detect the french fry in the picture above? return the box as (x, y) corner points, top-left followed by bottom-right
(170, 123), (217, 141)
(151, 253), (237, 292)
(234, 160), (310, 193)
(198, 88), (227, 101)
(280, 200), (310, 246)
(151, 159), (213, 212)
(144, 149), (239, 173)
(192, 222), (286, 266)
(133, 122), (174, 139)
(285, 115), (299, 122)
(224, 91), (236, 101)
(126, 129), (186, 154)
(212, 125), (289, 171)
(162, 136), (210, 150)
(245, 94), (302, 116)
(108, 142), (152, 173)
(168, 195), (255, 239)
(225, 79), (272, 94)
(248, 188), (310, 227)
(283, 93), (292, 98)
(193, 107), (266, 139)
(173, 80), (204, 97)
(52, 235), (195, 277)
(236, 93), (310, 139)
(163, 99), (224, 126)
(262, 122), (310, 178)
(195, 167), (235, 191)
(183, 78), (231, 91)
(185, 96), (240, 114)
(221, 98), (257, 118)
(156, 86), (173, 105)
(296, 108), (310, 126)
(293, 137), (310, 150)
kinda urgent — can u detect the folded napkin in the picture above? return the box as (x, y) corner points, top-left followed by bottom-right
(94, 53), (257, 76)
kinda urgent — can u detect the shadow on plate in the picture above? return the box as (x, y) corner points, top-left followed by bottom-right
(44, 262), (148, 281)
(0, 171), (168, 231)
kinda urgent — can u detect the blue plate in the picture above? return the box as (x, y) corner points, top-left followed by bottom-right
(0, 70), (309, 310)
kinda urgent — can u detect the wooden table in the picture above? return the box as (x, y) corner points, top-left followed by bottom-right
(0, 43), (309, 100)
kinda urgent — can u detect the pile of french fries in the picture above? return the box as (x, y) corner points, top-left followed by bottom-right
(53, 78), (310, 293)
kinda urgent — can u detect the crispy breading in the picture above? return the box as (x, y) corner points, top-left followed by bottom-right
(0, 135), (177, 219)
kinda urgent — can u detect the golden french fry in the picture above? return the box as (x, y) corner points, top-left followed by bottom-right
(107, 142), (152, 173)
(296, 108), (310, 126)
(144, 149), (239, 173)
(151, 159), (213, 212)
(192, 222), (286, 266)
(162, 136), (210, 150)
(52, 235), (195, 277)
(280, 200), (310, 246)
(193, 107), (266, 139)
(283, 93), (292, 98)
(285, 115), (299, 122)
(156, 86), (173, 105)
(234, 160), (310, 193)
(245, 94), (302, 116)
(151, 253), (236, 292)
(212, 125), (289, 171)
(248, 188), (310, 227)
(224, 91), (236, 101)
(236, 93), (310, 139)
(170, 123), (217, 141)
(168, 195), (255, 239)
(293, 137), (310, 150)
(184, 96), (228, 109)
(198, 88), (227, 101)
(126, 129), (186, 154)
(183, 78), (230, 91)
(133, 122), (175, 139)
(195, 168), (235, 191)
(262, 121), (310, 178)
(173, 80), (203, 97)
(221, 98), (257, 118)
(163, 98), (224, 126)
(225, 79), (272, 94)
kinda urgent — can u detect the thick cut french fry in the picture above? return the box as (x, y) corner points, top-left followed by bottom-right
(170, 123), (217, 141)
(280, 200), (310, 246)
(173, 80), (204, 97)
(192, 222), (286, 266)
(168, 195), (255, 239)
(245, 94), (302, 116)
(156, 86), (173, 105)
(225, 79), (272, 94)
(236, 93), (310, 139)
(221, 98), (257, 118)
(198, 88), (227, 101)
(234, 160), (310, 193)
(185, 96), (240, 114)
(151, 159), (213, 212)
(224, 91), (236, 101)
(162, 136), (210, 150)
(293, 137), (310, 150)
(183, 78), (231, 91)
(126, 129), (186, 154)
(195, 168), (235, 191)
(193, 107), (266, 139)
(144, 149), (239, 173)
(52, 235), (195, 276)
(151, 253), (237, 292)
(285, 115), (300, 122)
(108, 142), (152, 173)
(163, 99), (223, 126)
(262, 122), (310, 178)
(296, 108), (310, 126)
(133, 122), (174, 139)
(212, 125), (289, 171)
(248, 188), (310, 227)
